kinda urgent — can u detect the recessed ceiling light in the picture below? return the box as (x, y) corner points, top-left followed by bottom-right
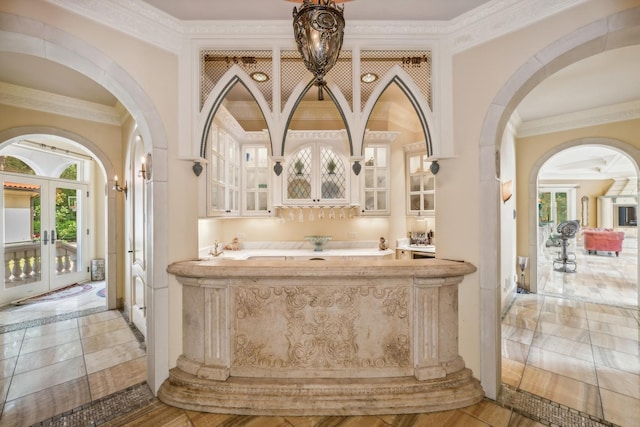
(250, 71), (269, 82)
(361, 72), (378, 83)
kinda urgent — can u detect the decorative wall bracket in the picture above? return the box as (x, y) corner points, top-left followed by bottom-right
(193, 161), (203, 176)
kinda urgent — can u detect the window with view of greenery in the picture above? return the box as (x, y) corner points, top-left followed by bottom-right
(30, 164), (80, 243)
(538, 190), (568, 226)
(0, 156), (35, 175)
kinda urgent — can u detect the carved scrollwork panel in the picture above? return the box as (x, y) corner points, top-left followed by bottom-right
(232, 285), (411, 373)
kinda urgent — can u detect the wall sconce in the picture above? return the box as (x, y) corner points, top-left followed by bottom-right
(502, 180), (513, 203)
(113, 175), (128, 198)
(139, 153), (152, 181)
(138, 157), (147, 180)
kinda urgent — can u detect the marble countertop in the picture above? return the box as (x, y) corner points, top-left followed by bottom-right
(395, 238), (436, 253)
(168, 257), (476, 279)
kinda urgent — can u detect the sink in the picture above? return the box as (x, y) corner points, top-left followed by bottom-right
(304, 235), (332, 252)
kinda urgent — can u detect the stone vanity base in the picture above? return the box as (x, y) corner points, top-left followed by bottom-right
(158, 367), (484, 416)
(164, 258), (484, 415)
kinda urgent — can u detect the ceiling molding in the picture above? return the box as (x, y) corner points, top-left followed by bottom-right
(450, 0), (585, 53)
(48, 0), (183, 53)
(47, 0), (588, 55)
(516, 100), (640, 137)
(0, 82), (125, 126)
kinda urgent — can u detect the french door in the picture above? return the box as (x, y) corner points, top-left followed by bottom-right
(1, 174), (89, 304)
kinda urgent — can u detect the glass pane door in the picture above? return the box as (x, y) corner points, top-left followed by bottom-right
(1, 175), (49, 304)
(1, 175), (88, 304)
(51, 183), (87, 288)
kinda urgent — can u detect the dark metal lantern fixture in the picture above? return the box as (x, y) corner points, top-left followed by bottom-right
(292, 0), (346, 100)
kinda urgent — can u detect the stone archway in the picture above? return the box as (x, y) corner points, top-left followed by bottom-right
(528, 138), (640, 299)
(0, 127), (117, 308)
(478, 7), (640, 399)
(0, 13), (170, 393)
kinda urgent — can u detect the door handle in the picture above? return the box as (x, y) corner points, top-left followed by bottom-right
(51, 230), (56, 244)
(42, 230), (48, 245)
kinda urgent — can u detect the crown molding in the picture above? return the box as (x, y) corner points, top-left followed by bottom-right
(0, 82), (126, 126)
(48, 0), (588, 55)
(449, 0), (584, 53)
(516, 100), (640, 137)
(48, 0), (183, 53)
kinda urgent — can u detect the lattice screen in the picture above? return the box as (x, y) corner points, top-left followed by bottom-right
(360, 50), (432, 111)
(280, 50), (353, 111)
(200, 49), (431, 113)
(200, 50), (274, 110)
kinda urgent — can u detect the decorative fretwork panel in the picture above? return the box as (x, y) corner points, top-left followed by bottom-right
(360, 50), (432, 111)
(320, 147), (345, 199)
(200, 50), (274, 110)
(280, 50), (352, 111)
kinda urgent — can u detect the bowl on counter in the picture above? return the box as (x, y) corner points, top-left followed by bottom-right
(304, 235), (332, 252)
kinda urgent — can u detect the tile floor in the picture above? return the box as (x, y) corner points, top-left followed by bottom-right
(0, 283), (147, 426)
(0, 236), (637, 427)
(502, 236), (640, 427)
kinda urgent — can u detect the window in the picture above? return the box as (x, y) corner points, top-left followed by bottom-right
(538, 186), (576, 226)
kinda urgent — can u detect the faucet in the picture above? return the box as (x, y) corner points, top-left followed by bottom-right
(209, 241), (224, 257)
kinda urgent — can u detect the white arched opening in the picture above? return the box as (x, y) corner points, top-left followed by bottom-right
(478, 7), (640, 399)
(0, 13), (170, 393)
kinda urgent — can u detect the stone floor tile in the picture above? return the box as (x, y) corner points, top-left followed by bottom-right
(599, 388), (640, 427)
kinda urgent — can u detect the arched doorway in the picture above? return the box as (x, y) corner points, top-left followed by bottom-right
(0, 14), (170, 392)
(532, 140), (640, 307)
(0, 130), (113, 309)
(478, 7), (640, 399)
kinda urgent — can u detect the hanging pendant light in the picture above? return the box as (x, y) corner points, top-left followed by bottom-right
(291, 0), (347, 100)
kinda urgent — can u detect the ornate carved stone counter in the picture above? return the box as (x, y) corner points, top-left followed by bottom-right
(160, 258), (484, 415)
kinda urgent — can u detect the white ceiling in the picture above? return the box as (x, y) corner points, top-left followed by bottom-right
(0, 1), (638, 179)
(141, 0), (493, 21)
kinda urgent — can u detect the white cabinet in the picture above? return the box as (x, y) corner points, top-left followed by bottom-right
(283, 143), (349, 206)
(407, 152), (435, 215)
(242, 145), (271, 216)
(361, 144), (390, 215)
(208, 126), (239, 216)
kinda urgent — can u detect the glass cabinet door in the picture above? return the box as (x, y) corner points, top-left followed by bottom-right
(243, 145), (270, 215)
(407, 152), (435, 214)
(284, 144), (348, 205)
(362, 145), (389, 215)
(208, 126), (239, 215)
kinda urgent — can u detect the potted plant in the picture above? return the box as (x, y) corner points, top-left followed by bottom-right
(326, 159), (336, 174)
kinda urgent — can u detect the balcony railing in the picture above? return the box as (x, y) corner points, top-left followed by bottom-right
(4, 241), (77, 288)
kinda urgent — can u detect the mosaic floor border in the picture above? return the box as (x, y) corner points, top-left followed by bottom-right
(498, 385), (619, 427)
(30, 382), (155, 427)
(30, 381), (625, 427)
(0, 306), (107, 334)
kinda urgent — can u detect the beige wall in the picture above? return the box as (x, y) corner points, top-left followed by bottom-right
(516, 119), (640, 268)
